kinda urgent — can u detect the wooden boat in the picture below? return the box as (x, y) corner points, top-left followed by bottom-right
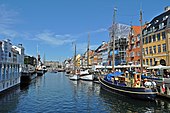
(69, 74), (80, 80)
(69, 42), (79, 81)
(99, 72), (157, 100)
(99, 9), (157, 100)
(79, 69), (94, 81)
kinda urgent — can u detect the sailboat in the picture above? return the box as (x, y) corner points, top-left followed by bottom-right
(69, 43), (80, 80)
(36, 54), (44, 76)
(99, 9), (157, 100)
(79, 33), (94, 81)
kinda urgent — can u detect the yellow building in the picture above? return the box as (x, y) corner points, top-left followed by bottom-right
(143, 7), (170, 66)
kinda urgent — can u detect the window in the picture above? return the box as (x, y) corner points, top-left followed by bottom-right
(146, 59), (149, 65)
(137, 35), (140, 41)
(153, 45), (156, 54)
(145, 37), (148, 44)
(150, 59), (152, 66)
(145, 47), (148, 54)
(149, 36), (152, 43)
(143, 60), (145, 65)
(143, 48), (145, 55)
(149, 46), (152, 54)
(157, 33), (160, 41)
(153, 35), (156, 42)
(162, 32), (166, 40)
(9, 52), (11, 57)
(162, 43), (166, 52)
(158, 45), (161, 53)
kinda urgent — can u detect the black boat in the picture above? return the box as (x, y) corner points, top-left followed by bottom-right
(99, 71), (158, 100)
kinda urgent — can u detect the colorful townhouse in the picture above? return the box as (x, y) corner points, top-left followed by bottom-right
(126, 26), (141, 65)
(142, 6), (170, 66)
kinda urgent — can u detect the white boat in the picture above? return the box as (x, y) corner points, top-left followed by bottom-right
(42, 65), (47, 73)
(36, 69), (44, 76)
(80, 74), (94, 81)
(147, 65), (170, 84)
(69, 74), (80, 80)
(79, 34), (94, 81)
(79, 70), (94, 81)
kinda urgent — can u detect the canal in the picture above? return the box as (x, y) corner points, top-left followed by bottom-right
(1, 72), (170, 113)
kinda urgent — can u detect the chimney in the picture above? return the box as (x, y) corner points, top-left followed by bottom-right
(165, 6), (170, 12)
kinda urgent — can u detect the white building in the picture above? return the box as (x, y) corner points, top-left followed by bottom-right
(0, 39), (25, 93)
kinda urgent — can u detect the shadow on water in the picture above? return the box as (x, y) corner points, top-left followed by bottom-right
(0, 85), (21, 113)
(99, 88), (170, 113)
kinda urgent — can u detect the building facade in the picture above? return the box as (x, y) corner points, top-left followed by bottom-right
(142, 7), (170, 66)
(126, 26), (141, 65)
(0, 39), (25, 93)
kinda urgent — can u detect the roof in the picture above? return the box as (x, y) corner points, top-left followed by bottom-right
(132, 26), (141, 35)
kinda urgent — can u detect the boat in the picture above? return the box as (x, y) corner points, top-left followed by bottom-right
(21, 65), (37, 84)
(36, 55), (44, 76)
(79, 69), (94, 81)
(69, 42), (79, 80)
(42, 65), (47, 73)
(99, 9), (157, 100)
(146, 65), (170, 84)
(36, 68), (44, 76)
(69, 74), (80, 80)
(99, 72), (157, 100)
(79, 33), (94, 81)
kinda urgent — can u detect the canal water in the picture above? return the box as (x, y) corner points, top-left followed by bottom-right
(1, 72), (170, 113)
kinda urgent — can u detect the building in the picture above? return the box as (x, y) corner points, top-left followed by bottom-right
(109, 23), (130, 65)
(0, 39), (25, 93)
(142, 7), (170, 66)
(126, 26), (141, 65)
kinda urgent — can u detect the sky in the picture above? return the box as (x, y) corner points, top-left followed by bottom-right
(0, 0), (169, 62)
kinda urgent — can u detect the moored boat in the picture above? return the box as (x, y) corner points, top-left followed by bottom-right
(99, 72), (157, 100)
(36, 68), (44, 76)
(69, 74), (80, 80)
(79, 69), (94, 81)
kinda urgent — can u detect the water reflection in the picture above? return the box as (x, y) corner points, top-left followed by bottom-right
(99, 87), (170, 113)
(0, 86), (20, 113)
(0, 72), (170, 113)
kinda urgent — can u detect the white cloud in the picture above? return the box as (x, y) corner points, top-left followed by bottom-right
(0, 4), (19, 39)
(35, 31), (75, 46)
(0, 4), (18, 28)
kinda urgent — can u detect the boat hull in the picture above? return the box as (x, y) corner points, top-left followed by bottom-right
(80, 74), (94, 81)
(69, 74), (80, 80)
(99, 77), (157, 100)
(36, 70), (44, 76)
(21, 72), (37, 84)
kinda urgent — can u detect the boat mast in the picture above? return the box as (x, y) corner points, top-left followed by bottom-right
(140, 9), (143, 75)
(87, 33), (90, 68)
(74, 43), (77, 74)
(111, 8), (117, 71)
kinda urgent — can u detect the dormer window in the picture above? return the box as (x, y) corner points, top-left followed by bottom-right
(155, 20), (159, 24)
(163, 15), (169, 21)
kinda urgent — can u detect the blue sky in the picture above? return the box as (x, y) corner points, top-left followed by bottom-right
(0, 0), (169, 61)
